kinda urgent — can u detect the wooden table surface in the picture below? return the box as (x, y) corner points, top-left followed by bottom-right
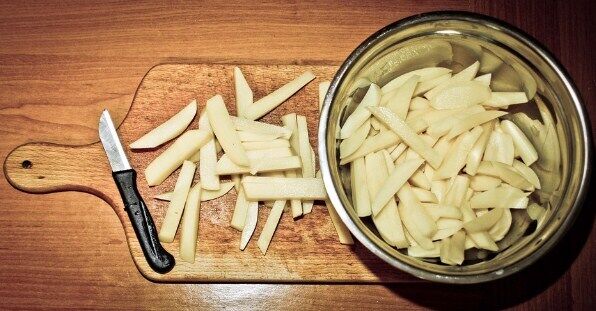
(0, 1), (594, 310)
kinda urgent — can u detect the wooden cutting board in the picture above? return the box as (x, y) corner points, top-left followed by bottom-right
(4, 63), (415, 283)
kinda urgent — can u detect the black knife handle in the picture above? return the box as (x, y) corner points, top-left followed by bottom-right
(112, 169), (175, 274)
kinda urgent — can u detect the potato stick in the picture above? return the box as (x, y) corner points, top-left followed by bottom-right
(474, 73), (492, 86)
(158, 161), (196, 243)
(319, 81), (331, 111)
(217, 155), (301, 175)
(432, 226), (462, 241)
(351, 157), (371, 217)
(130, 100), (197, 149)
(501, 120), (538, 166)
(512, 160), (541, 189)
(422, 203), (462, 221)
(430, 81), (491, 110)
(237, 131), (283, 142)
(440, 237), (456, 265)
(188, 150), (201, 163)
(409, 169), (431, 190)
(425, 105), (485, 138)
(460, 202), (499, 251)
(409, 97), (430, 110)
(381, 67), (451, 94)
(371, 158), (423, 215)
(446, 110), (507, 140)
(463, 208), (504, 232)
(430, 180), (448, 204)
(145, 129), (212, 186)
(434, 126), (483, 180)
(413, 73), (452, 96)
(385, 75), (419, 119)
(240, 201), (259, 250)
(470, 175), (501, 191)
(285, 170), (303, 218)
(470, 185), (529, 209)
(244, 71), (315, 120)
(408, 242), (441, 257)
(465, 120), (495, 175)
(448, 230), (466, 265)
(297, 116), (314, 178)
(390, 143), (407, 160)
(369, 106), (442, 168)
(242, 139), (290, 150)
(242, 177), (326, 200)
(527, 203), (546, 221)
(179, 183), (201, 263)
(397, 184), (438, 238)
(444, 175), (470, 207)
(425, 61), (480, 99)
(206, 95), (250, 166)
(257, 200), (286, 255)
(234, 67), (253, 118)
(325, 198), (355, 245)
(405, 108), (430, 119)
(381, 149), (395, 171)
(340, 83), (381, 139)
(488, 208), (512, 241)
(366, 152), (408, 248)
(230, 116), (292, 139)
(423, 163), (435, 182)
(302, 146), (317, 214)
(198, 112), (220, 190)
(339, 120), (370, 159)
(281, 113), (300, 156)
(154, 181), (234, 202)
(398, 200), (434, 250)
(483, 92), (528, 107)
(483, 130), (515, 165)
(231, 187), (249, 231)
(411, 187), (438, 203)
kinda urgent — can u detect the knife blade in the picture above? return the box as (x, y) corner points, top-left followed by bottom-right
(99, 110), (175, 274)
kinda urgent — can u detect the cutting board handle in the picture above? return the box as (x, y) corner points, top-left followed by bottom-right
(4, 142), (117, 205)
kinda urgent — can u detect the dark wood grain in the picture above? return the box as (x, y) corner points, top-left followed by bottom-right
(0, 0), (594, 309)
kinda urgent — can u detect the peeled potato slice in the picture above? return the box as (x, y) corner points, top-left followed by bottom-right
(463, 208), (504, 232)
(501, 120), (538, 166)
(474, 73), (492, 86)
(207, 95), (250, 166)
(430, 81), (492, 110)
(432, 225), (462, 241)
(476, 161), (534, 191)
(390, 143), (407, 160)
(158, 161), (196, 243)
(433, 127), (483, 180)
(409, 97), (431, 110)
(384, 75), (419, 119)
(448, 230), (466, 265)
(381, 67), (451, 94)
(234, 67), (253, 117)
(483, 130), (515, 165)
(464, 121), (495, 175)
(242, 176), (326, 200)
(426, 105), (485, 138)
(130, 100), (197, 149)
(281, 113), (300, 156)
(411, 187), (438, 203)
(413, 73), (452, 96)
(319, 81), (331, 110)
(488, 208), (512, 241)
(430, 181), (448, 204)
(527, 202), (546, 220)
(425, 61), (480, 99)
(340, 118), (427, 164)
(470, 185), (529, 209)
(444, 175), (470, 207)
(198, 112), (220, 190)
(512, 160), (541, 189)
(231, 187), (250, 231)
(446, 110), (507, 140)
(470, 175), (501, 191)
(408, 242), (441, 257)
(242, 139), (290, 150)
(231, 116), (292, 139)
(257, 200), (286, 254)
(240, 201), (259, 250)
(154, 181), (234, 202)
(244, 71), (315, 120)
(369, 107), (442, 168)
(340, 83), (381, 139)
(237, 131), (283, 142)
(422, 203), (462, 221)
(217, 155), (300, 175)
(145, 129), (212, 186)
(460, 203), (499, 251)
(351, 157), (372, 217)
(179, 183), (202, 263)
(483, 92), (528, 107)
(366, 152), (408, 248)
(371, 158), (424, 215)
(397, 184), (437, 239)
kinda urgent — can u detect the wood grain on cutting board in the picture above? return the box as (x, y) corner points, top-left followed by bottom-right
(4, 63), (413, 282)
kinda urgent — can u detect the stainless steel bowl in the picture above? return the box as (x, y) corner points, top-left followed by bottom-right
(318, 12), (592, 283)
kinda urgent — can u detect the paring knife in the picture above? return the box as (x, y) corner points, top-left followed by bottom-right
(99, 110), (175, 273)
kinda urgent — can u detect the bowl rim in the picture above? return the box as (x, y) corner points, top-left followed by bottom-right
(318, 10), (592, 284)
